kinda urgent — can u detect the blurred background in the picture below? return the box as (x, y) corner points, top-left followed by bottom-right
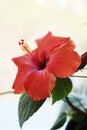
(0, 0), (87, 130)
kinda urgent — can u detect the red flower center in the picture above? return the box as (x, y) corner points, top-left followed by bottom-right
(38, 59), (47, 70)
(19, 39), (48, 70)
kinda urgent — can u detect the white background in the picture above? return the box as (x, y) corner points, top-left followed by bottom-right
(0, 0), (87, 130)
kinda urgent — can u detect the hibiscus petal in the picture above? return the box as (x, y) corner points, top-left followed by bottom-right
(12, 52), (39, 93)
(12, 54), (32, 66)
(65, 40), (75, 51)
(12, 49), (39, 67)
(24, 69), (56, 100)
(47, 48), (81, 78)
(35, 32), (52, 61)
(35, 32), (70, 61)
(12, 64), (34, 93)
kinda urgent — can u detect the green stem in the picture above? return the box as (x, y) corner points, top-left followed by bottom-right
(83, 67), (87, 70)
(0, 91), (14, 95)
(71, 75), (87, 78)
(65, 97), (87, 116)
(78, 101), (87, 112)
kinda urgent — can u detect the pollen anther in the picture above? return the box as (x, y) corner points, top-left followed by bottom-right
(19, 39), (31, 54)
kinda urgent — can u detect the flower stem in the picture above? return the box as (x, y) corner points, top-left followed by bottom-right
(0, 91), (14, 95)
(71, 75), (87, 78)
(65, 97), (87, 116)
(78, 101), (87, 112)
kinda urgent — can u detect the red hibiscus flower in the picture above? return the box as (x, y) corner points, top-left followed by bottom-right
(12, 32), (81, 100)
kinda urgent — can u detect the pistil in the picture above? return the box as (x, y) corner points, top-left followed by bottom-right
(19, 39), (32, 55)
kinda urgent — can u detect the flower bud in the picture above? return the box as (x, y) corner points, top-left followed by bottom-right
(78, 52), (87, 69)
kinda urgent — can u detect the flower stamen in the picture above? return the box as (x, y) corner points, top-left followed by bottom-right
(19, 39), (32, 55)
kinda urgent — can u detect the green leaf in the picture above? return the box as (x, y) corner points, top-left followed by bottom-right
(66, 116), (87, 130)
(18, 93), (46, 128)
(76, 118), (87, 130)
(50, 112), (67, 130)
(66, 114), (87, 130)
(72, 112), (86, 123)
(65, 120), (78, 130)
(52, 77), (72, 104)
